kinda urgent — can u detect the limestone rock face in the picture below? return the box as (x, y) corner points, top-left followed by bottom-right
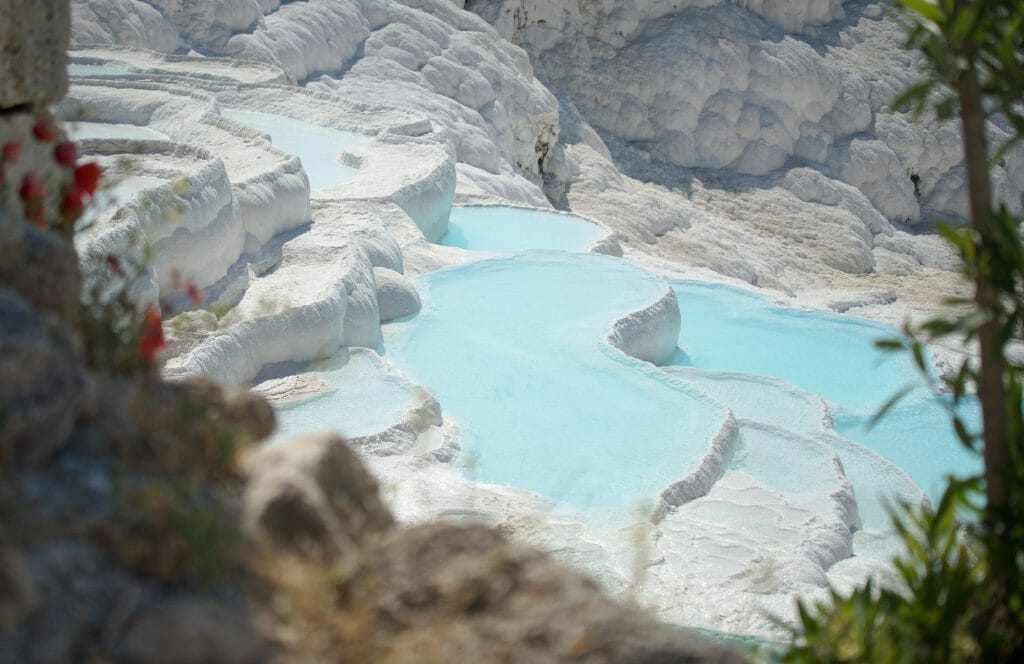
(0, 212), (81, 325)
(467, 0), (1024, 224)
(374, 266), (422, 322)
(335, 521), (747, 663)
(0, 287), (88, 468)
(89, 376), (275, 476)
(70, 0), (559, 203)
(244, 433), (396, 556)
(0, 0), (70, 108)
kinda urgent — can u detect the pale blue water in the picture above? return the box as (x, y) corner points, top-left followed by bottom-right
(221, 109), (367, 190)
(67, 122), (169, 141)
(68, 62), (134, 77)
(833, 398), (981, 504)
(275, 350), (422, 440)
(382, 252), (726, 508)
(442, 206), (606, 252)
(670, 280), (982, 503)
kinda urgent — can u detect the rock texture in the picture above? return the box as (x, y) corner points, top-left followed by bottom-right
(0, 0), (70, 108)
(333, 521), (747, 663)
(247, 436), (746, 663)
(0, 287), (87, 468)
(244, 433), (396, 556)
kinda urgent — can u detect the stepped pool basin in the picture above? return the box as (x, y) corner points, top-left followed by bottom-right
(221, 109), (368, 190)
(68, 62), (135, 77)
(76, 175), (166, 230)
(382, 251), (727, 510)
(68, 121), (169, 141)
(441, 205), (606, 253)
(670, 280), (982, 503)
(274, 349), (425, 440)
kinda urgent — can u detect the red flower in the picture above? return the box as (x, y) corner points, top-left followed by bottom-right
(138, 307), (166, 362)
(19, 172), (43, 200)
(29, 207), (46, 229)
(32, 119), (60, 142)
(54, 141), (78, 167)
(74, 162), (102, 196)
(2, 141), (21, 163)
(186, 281), (204, 307)
(61, 187), (85, 225)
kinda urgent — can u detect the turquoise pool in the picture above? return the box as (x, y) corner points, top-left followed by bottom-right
(221, 109), (368, 190)
(442, 205), (606, 252)
(670, 280), (982, 503)
(382, 252), (727, 509)
(274, 349), (424, 440)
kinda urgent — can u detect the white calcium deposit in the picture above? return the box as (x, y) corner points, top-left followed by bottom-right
(67, 0), (1016, 640)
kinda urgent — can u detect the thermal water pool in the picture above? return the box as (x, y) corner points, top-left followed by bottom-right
(273, 349), (426, 441)
(441, 205), (606, 253)
(669, 280), (982, 503)
(68, 62), (135, 77)
(67, 122), (169, 141)
(382, 251), (727, 510)
(221, 110), (368, 190)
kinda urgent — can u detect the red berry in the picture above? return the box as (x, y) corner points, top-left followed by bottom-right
(2, 141), (22, 163)
(138, 307), (166, 362)
(54, 141), (77, 167)
(32, 119), (60, 142)
(74, 162), (102, 196)
(186, 282), (204, 307)
(19, 172), (43, 200)
(61, 187), (85, 224)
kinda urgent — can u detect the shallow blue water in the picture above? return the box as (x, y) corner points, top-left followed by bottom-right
(833, 398), (981, 504)
(221, 110), (367, 190)
(274, 350), (421, 440)
(670, 280), (982, 503)
(442, 206), (606, 252)
(382, 252), (726, 509)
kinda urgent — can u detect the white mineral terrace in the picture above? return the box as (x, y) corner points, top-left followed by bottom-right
(64, 0), (1019, 641)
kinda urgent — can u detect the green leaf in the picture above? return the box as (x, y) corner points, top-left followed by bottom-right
(900, 0), (944, 23)
(869, 385), (915, 429)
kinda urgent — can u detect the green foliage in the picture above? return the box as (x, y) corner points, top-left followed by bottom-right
(894, 0), (1024, 158)
(782, 482), (984, 664)
(782, 0), (1024, 660)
